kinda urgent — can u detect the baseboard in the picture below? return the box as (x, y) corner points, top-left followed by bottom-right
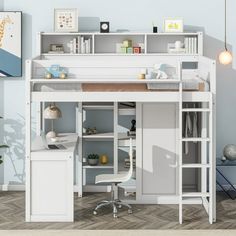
(0, 184), (110, 192)
(0, 184), (25, 191)
(0, 184), (235, 192)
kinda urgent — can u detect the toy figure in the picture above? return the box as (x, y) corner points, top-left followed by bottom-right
(45, 65), (68, 79)
(127, 119), (136, 137)
(152, 64), (168, 79)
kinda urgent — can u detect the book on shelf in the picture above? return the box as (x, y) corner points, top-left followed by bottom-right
(73, 38), (77, 54)
(77, 36), (81, 54)
(69, 36), (92, 54)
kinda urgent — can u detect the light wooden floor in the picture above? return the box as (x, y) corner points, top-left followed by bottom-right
(0, 192), (235, 230)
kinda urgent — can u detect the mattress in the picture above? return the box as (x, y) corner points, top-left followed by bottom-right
(82, 77), (209, 92)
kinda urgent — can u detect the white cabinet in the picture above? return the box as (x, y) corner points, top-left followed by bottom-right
(30, 152), (74, 222)
(136, 103), (178, 202)
(27, 134), (77, 222)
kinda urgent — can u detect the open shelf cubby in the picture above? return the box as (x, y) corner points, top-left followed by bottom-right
(40, 33), (93, 55)
(146, 34), (198, 54)
(94, 34), (145, 54)
(38, 32), (203, 56)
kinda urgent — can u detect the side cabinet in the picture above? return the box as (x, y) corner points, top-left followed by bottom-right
(136, 103), (178, 203)
(29, 151), (74, 222)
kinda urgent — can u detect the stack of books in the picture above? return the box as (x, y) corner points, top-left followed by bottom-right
(70, 36), (92, 54)
(184, 37), (198, 54)
(124, 158), (136, 168)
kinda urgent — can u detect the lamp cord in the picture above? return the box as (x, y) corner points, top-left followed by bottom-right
(225, 0), (227, 51)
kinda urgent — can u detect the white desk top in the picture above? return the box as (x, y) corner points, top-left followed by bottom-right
(31, 133), (78, 154)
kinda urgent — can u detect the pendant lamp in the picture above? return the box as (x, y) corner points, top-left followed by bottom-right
(219, 0), (233, 65)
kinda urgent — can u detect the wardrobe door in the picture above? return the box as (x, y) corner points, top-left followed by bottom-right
(140, 103), (177, 195)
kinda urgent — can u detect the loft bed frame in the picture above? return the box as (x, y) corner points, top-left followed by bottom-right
(25, 32), (216, 224)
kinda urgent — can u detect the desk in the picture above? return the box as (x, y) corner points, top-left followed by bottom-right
(28, 133), (78, 222)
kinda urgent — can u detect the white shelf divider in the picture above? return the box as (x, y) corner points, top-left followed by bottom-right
(83, 165), (114, 169)
(82, 132), (114, 139)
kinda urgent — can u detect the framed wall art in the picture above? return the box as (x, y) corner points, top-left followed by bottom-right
(163, 18), (184, 33)
(0, 11), (22, 77)
(54, 8), (78, 33)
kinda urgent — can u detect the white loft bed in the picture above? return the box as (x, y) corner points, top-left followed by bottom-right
(25, 32), (216, 224)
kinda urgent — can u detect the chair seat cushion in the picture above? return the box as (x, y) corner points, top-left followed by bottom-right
(95, 173), (128, 184)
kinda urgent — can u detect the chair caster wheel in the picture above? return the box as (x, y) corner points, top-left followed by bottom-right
(113, 214), (118, 218)
(128, 209), (132, 214)
(93, 210), (97, 215)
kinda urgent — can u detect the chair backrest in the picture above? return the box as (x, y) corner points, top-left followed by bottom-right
(122, 138), (134, 182)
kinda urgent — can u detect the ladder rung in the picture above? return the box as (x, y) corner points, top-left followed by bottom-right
(182, 109), (210, 112)
(182, 197), (203, 204)
(182, 192), (210, 198)
(181, 138), (210, 142)
(182, 164), (210, 168)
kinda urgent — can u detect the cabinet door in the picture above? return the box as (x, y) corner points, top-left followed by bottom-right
(30, 153), (73, 222)
(138, 103), (177, 196)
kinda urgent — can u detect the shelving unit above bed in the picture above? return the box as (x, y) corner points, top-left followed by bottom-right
(37, 31), (203, 57)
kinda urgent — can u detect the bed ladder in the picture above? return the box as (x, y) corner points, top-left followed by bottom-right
(178, 70), (214, 224)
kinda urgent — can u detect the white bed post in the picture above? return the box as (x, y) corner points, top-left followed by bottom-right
(211, 60), (217, 223)
(77, 102), (83, 197)
(113, 102), (118, 199)
(178, 61), (183, 224)
(201, 103), (208, 213)
(36, 32), (42, 56)
(209, 93), (213, 224)
(25, 59), (32, 222)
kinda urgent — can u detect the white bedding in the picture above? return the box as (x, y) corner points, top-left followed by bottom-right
(147, 76), (209, 91)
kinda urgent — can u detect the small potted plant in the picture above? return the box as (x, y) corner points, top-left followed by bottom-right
(87, 154), (99, 166)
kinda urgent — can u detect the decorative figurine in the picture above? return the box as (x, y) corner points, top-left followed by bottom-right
(138, 68), (147, 80)
(133, 46), (141, 54)
(44, 65), (68, 80)
(100, 154), (109, 165)
(152, 64), (168, 79)
(223, 144), (236, 161)
(127, 119), (136, 137)
(152, 21), (158, 33)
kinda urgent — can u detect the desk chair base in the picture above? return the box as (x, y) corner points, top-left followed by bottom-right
(93, 183), (132, 218)
(93, 199), (132, 218)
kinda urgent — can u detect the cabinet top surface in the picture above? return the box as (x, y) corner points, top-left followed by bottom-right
(40, 31), (202, 36)
(31, 133), (78, 153)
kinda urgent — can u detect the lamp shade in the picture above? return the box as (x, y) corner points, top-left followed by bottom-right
(43, 104), (62, 119)
(219, 50), (233, 65)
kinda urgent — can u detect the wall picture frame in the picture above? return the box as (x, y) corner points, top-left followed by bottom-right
(54, 8), (78, 33)
(0, 11), (22, 77)
(163, 18), (184, 33)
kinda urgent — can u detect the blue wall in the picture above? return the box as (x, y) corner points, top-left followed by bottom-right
(1, 0), (236, 186)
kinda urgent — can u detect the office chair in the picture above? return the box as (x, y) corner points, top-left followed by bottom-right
(93, 138), (134, 218)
